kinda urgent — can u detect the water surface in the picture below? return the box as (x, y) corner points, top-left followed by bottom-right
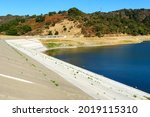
(46, 42), (150, 93)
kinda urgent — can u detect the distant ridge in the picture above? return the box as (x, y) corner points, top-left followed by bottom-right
(0, 8), (150, 36)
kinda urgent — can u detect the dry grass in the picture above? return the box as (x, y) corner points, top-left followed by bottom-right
(41, 35), (150, 49)
(42, 19), (82, 36)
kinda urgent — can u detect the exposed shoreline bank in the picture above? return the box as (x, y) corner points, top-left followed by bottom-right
(6, 38), (150, 100)
(40, 35), (150, 50)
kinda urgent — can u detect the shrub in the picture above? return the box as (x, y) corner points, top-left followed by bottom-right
(54, 31), (59, 35)
(35, 15), (45, 22)
(48, 31), (53, 35)
(63, 27), (67, 31)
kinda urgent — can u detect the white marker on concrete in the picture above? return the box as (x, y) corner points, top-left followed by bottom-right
(0, 73), (33, 84)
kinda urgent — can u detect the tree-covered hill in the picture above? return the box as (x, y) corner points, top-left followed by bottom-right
(84, 8), (150, 36)
(0, 8), (150, 36)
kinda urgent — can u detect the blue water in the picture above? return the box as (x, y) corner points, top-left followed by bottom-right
(46, 42), (150, 93)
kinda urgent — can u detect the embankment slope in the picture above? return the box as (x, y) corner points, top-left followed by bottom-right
(0, 40), (92, 99)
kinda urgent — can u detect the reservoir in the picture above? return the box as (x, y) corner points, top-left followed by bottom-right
(46, 41), (150, 93)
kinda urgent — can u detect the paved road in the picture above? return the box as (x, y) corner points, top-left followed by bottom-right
(0, 40), (92, 99)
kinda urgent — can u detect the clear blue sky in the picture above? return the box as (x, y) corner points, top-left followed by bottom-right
(0, 0), (149, 15)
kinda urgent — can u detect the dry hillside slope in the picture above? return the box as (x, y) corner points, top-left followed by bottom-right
(42, 19), (82, 36)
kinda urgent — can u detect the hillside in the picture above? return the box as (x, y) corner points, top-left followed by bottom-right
(0, 8), (150, 37)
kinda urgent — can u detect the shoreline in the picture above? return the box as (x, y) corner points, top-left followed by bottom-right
(6, 38), (150, 100)
(40, 35), (150, 51)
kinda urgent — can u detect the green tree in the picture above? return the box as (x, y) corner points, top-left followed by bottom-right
(18, 25), (32, 34)
(6, 28), (18, 35)
(58, 10), (66, 14)
(48, 12), (56, 16)
(68, 7), (85, 20)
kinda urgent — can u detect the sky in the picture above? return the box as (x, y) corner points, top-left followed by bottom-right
(0, 0), (150, 16)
